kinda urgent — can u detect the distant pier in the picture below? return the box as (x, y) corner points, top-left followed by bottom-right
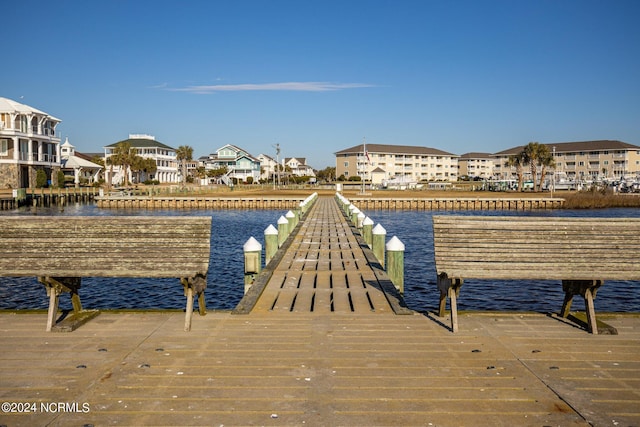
(94, 195), (564, 210)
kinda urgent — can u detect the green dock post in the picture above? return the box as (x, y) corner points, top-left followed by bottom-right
(277, 215), (289, 247)
(363, 216), (374, 247)
(243, 237), (262, 294)
(286, 210), (296, 231)
(264, 224), (278, 265)
(372, 224), (386, 268)
(357, 211), (365, 229)
(386, 236), (405, 294)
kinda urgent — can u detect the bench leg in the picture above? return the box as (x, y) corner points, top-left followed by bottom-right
(584, 288), (598, 335)
(181, 274), (207, 332)
(38, 276), (82, 332)
(46, 287), (60, 332)
(561, 280), (603, 334)
(198, 292), (207, 316)
(437, 274), (463, 333)
(184, 287), (194, 332)
(449, 286), (459, 333)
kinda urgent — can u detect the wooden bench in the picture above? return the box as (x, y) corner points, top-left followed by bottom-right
(432, 215), (640, 334)
(0, 216), (211, 332)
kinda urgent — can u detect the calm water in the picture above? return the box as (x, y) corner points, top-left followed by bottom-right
(1, 202), (639, 313)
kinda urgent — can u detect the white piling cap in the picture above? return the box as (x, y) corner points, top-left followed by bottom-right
(372, 224), (386, 235)
(357, 212), (365, 220)
(264, 224), (278, 235)
(278, 215), (288, 224)
(363, 216), (374, 226)
(386, 235), (405, 251)
(286, 210), (295, 218)
(243, 236), (262, 252)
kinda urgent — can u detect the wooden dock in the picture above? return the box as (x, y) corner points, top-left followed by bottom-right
(1, 196), (639, 426)
(240, 195), (407, 315)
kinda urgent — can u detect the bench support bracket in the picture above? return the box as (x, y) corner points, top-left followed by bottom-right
(181, 274), (207, 331)
(38, 276), (82, 332)
(437, 274), (463, 333)
(561, 279), (604, 334)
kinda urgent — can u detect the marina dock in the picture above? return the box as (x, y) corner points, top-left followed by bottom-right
(1, 196), (639, 426)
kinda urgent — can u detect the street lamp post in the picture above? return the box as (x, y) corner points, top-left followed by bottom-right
(551, 146), (555, 198)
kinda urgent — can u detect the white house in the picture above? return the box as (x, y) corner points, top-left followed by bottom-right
(104, 134), (179, 185)
(257, 153), (278, 182)
(283, 157), (315, 178)
(60, 138), (102, 187)
(0, 97), (61, 188)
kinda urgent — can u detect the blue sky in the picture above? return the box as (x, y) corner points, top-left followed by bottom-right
(4, 0), (639, 169)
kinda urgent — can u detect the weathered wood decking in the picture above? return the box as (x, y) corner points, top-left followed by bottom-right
(1, 196), (639, 426)
(244, 196), (406, 314)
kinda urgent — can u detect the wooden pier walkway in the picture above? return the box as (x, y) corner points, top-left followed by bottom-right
(1, 196), (639, 426)
(246, 196), (403, 315)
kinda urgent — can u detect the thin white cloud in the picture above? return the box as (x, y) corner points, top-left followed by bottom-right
(167, 81), (374, 94)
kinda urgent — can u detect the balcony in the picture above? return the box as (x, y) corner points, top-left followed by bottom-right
(18, 152), (58, 163)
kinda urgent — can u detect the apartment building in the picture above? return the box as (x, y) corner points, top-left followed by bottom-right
(335, 143), (458, 184)
(493, 140), (640, 181)
(458, 152), (495, 179)
(0, 97), (61, 188)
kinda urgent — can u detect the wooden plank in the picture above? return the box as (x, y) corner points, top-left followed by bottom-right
(330, 272), (353, 313)
(0, 216), (212, 278)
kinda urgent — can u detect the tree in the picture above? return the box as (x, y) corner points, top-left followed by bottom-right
(176, 145), (194, 186)
(316, 166), (336, 183)
(132, 157), (157, 183)
(521, 142), (554, 191)
(507, 153), (526, 192)
(109, 142), (138, 186)
(537, 146), (555, 191)
(56, 170), (65, 188)
(36, 169), (48, 188)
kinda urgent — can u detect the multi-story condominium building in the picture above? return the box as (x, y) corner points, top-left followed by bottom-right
(104, 134), (179, 185)
(335, 143), (459, 184)
(458, 152), (495, 180)
(201, 144), (261, 184)
(493, 140), (640, 181)
(283, 157), (315, 177)
(0, 97), (61, 188)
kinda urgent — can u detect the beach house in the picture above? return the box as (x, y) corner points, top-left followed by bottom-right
(0, 97), (61, 188)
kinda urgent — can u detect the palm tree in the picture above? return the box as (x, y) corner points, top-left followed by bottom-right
(507, 153), (526, 192)
(522, 142), (546, 191)
(518, 142), (555, 191)
(176, 145), (194, 186)
(109, 142), (138, 186)
(537, 145), (555, 191)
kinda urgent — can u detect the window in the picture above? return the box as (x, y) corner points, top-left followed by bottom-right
(344, 161), (349, 167)
(0, 139), (7, 156)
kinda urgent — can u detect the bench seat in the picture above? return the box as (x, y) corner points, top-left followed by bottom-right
(432, 215), (640, 334)
(0, 216), (211, 331)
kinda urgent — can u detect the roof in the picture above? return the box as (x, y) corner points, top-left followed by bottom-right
(335, 143), (457, 157)
(61, 155), (103, 170)
(105, 137), (175, 150)
(459, 152), (494, 159)
(285, 157), (307, 164)
(494, 140), (640, 156)
(0, 97), (61, 122)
